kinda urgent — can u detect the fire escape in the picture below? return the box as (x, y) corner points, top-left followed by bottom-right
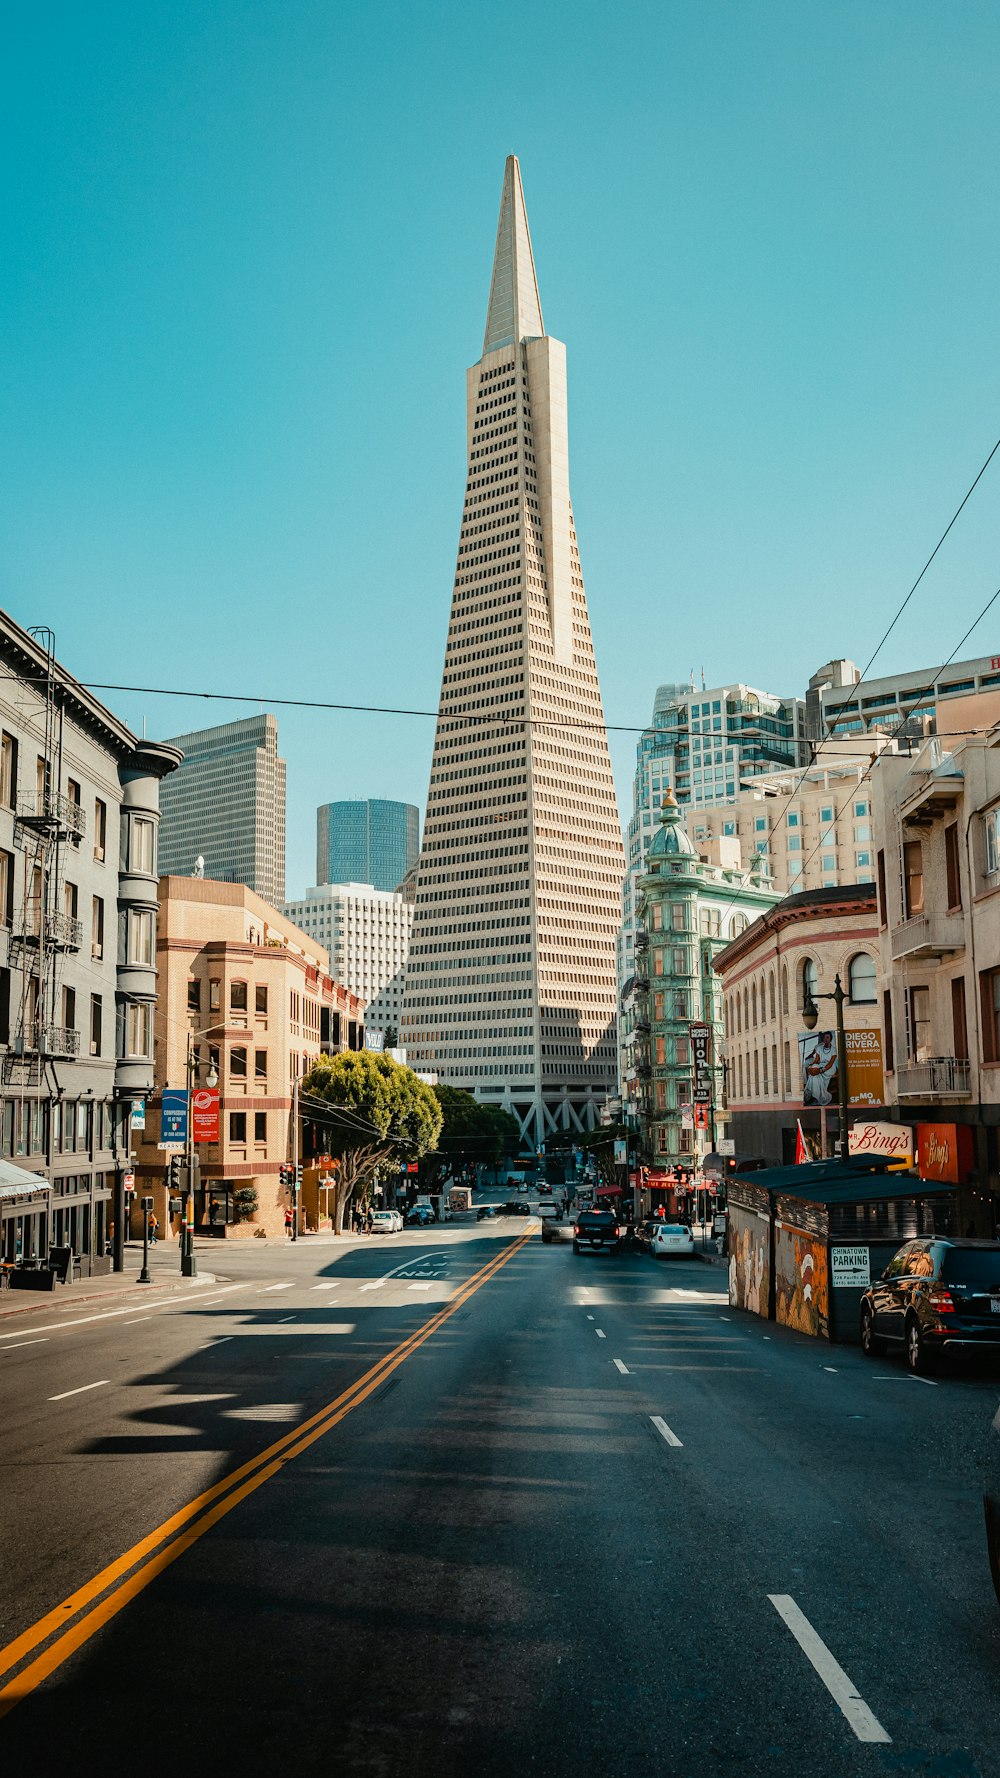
(4, 630), (84, 1094)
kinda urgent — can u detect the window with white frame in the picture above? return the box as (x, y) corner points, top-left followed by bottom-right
(984, 808), (1000, 877)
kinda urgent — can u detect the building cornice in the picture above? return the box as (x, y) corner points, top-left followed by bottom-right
(713, 884), (877, 975)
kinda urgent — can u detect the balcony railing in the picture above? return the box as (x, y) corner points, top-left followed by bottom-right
(16, 791), (86, 840)
(891, 912), (965, 962)
(895, 1056), (971, 1099)
(42, 1024), (81, 1059)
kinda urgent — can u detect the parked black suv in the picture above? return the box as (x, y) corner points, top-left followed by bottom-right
(572, 1209), (620, 1255)
(860, 1238), (1000, 1373)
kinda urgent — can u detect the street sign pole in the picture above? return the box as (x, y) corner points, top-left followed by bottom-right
(138, 1195), (153, 1284)
(292, 1075), (299, 1242)
(182, 1045), (196, 1278)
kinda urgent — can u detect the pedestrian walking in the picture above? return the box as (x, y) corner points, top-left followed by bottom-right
(209, 1195), (219, 1227)
(147, 1210), (158, 1246)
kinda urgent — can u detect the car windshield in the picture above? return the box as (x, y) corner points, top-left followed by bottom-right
(940, 1250), (1000, 1286)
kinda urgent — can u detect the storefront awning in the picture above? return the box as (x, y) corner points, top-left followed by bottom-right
(0, 1161), (50, 1204)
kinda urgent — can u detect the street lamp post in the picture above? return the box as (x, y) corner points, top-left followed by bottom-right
(181, 1030), (219, 1278)
(802, 973), (849, 1163)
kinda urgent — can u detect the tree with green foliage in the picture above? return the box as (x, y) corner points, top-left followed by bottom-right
(301, 1051), (443, 1234)
(422, 1086), (521, 1190)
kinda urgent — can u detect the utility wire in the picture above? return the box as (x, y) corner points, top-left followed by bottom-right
(686, 430), (1000, 924)
(780, 578), (1000, 899)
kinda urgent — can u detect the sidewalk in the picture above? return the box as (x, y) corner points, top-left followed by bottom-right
(0, 1242), (218, 1322)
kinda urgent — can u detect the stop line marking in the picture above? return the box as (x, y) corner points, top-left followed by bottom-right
(768, 1594), (890, 1743)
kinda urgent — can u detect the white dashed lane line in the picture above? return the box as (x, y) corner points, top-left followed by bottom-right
(48, 1379), (110, 1403)
(260, 1282), (294, 1293)
(768, 1594), (890, 1743)
(311, 1281), (341, 1291)
(650, 1415), (683, 1448)
(595, 1329), (606, 1339)
(0, 1339), (48, 1352)
(613, 1359), (630, 1375)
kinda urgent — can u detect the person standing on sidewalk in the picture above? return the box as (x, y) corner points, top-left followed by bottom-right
(284, 1205), (294, 1239)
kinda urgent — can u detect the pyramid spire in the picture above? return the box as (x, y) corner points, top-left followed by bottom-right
(482, 155), (544, 355)
(402, 158), (624, 1147)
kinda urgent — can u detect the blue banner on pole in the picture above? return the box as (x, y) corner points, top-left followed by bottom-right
(161, 1088), (189, 1145)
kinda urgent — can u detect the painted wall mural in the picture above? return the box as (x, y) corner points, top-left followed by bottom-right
(728, 1206), (770, 1319)
(774, 1223), (829, 1339)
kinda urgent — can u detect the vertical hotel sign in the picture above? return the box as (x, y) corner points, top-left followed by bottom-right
(690, 1023), (712, 1104)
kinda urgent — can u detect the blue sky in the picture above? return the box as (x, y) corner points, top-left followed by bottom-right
(2, 0), (998, 894)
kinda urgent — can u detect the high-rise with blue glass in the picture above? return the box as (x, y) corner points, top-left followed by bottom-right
(316, 799), (419, 894)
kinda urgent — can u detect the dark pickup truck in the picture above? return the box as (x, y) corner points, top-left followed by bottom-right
(573, 1209), (620, 1255)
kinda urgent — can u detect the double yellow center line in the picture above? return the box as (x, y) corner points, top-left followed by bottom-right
(0, 1224), (535, 1719)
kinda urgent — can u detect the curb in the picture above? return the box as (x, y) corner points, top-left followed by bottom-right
(694, 1248), (729, 1270)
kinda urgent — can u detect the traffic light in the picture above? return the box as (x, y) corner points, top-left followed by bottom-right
(279, 1164), (291, 1188)
(167, 1154), (182, 1192)
(294, 1162), (303, 1190)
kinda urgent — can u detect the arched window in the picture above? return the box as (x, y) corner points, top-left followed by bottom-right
(768, 971), (776, 1021)
(753, 1051), (760, 1096)
(751, 981), (758, 1026)
(781, 965), (789, 1015)
(801, 957), (818, 1011)
(743, 987), (749, 1029)
(731, 913), (749, 938)
(848, 952), (877, 1004)
(737, 1053), (744, 1098)
(762, 1048), (769, 1095)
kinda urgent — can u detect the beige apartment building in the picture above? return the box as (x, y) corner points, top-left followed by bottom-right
(714, 884), (883, 1165)
(135, 877), (364, 1239)
(685, 742), (890, 897)
(871, 723), (1000, 1235)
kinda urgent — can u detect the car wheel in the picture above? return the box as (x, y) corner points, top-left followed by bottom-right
(986, 1498), (1000, 1607)
(573, 1240), (581, 1254)
(906, 1314), (936, 1375)
(860, 1305), (885, 1357)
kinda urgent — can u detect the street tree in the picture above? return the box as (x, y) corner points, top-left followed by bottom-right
(302, 1051), (443, 1233)
(423, 1086), (521, 1191)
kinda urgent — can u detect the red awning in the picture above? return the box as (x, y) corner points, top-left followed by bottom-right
(594, 1183), (622, 1196)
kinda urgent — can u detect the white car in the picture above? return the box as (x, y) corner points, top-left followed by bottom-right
(370, 1209), (402, 1234)
(650, 1223), (695, 1258)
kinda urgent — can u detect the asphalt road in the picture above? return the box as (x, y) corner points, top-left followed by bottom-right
(0, 1218), (998, 1777)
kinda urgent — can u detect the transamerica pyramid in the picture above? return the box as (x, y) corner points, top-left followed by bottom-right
(400, 157), (625, 1146)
